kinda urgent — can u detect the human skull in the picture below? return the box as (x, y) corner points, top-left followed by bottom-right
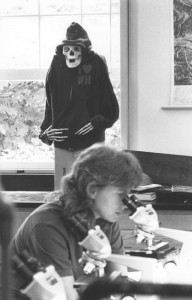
(63, 45), (82, 68)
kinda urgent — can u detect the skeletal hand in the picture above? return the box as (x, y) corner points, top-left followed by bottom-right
(75, 122), (94, 135)
(45, 125), (68, 142)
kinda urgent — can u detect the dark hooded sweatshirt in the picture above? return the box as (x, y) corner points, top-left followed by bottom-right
(40, 50), (119, 151)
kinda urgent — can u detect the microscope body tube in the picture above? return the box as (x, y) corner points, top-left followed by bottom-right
(79, 225), (111, 255)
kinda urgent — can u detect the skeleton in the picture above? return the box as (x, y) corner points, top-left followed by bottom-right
(42, 44), (94, 143)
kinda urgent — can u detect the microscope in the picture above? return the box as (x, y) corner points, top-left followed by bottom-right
(122, 195), (171, 258)
(12, 249), (67, 300)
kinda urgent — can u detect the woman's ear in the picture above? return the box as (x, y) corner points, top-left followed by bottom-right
(86, 182), (97, 199)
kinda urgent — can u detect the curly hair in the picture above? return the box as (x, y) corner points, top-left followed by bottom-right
(60, 144), (142, 219)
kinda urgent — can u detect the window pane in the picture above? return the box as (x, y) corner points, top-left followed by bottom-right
(82, 16), (110, 66)
(40, 16), (81, 68)
(82, 0), (110, 14)
(111, 0), (120, 13)
(0, 81), (54, 163)
(0, 0), (38, 16)
(0, 17), (39, 68)
(111, 14), (120, 68)
(40, 0), (81, 15)
(106, 78), (120, 148)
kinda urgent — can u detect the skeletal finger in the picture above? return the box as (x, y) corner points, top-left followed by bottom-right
(51, 128), (67, 132)
(56, 128), (68, 131)
(50, 129), (65, 133)
(76, 125), (93, 135)
(47, 132), (63, 137)
(54, 136), (68, 140)
(75, 123), (91, 134)
(81, 126), (94, 135)
(48, 136), (68, 141)
(46, 125), (52, 130)
(53, 138), (68, 142)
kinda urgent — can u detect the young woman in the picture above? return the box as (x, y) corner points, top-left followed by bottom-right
(10, 143), (143, 300)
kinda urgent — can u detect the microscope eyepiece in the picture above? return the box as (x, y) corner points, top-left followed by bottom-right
(20, 249), (46, 273)
(122, 195), (145, 216)
(69, 214), (90, 240)
(122, 195), (138, 215)
(12, 255), (34, 286)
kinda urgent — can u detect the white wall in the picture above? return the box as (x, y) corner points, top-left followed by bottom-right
(128, 0), (192, 156)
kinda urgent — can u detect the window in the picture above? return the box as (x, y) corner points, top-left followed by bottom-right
(0, 0), (120, 172)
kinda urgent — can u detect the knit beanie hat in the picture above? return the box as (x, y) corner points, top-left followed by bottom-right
(62, 22), (92, 50)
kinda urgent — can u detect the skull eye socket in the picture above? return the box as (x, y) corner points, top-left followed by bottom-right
(63, 46), (70, 53)
(74, 46), (81, 52)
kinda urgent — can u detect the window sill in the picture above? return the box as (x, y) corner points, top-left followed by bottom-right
(0, 161), (54, 174)
(0, 169), (54, 175)
(162, 105), (192, 110)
